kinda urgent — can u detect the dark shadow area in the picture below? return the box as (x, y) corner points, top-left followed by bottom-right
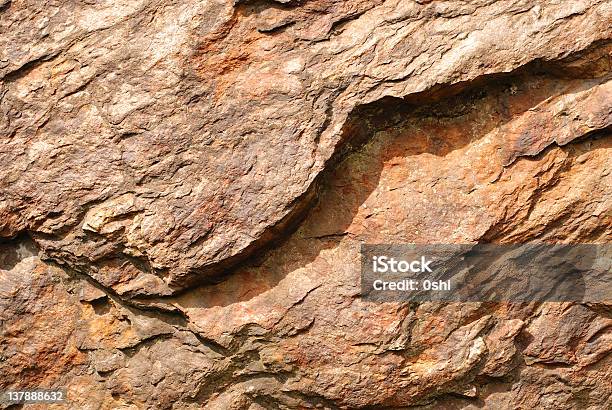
(0, 233), (39, 271)
(90, 296), (112, 315)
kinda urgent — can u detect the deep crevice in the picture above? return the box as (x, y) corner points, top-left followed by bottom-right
(0, 233), (39, 271)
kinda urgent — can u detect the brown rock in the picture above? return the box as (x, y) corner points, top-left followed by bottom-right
(1, 0), (611, 295)
(0, 1), (611, 409)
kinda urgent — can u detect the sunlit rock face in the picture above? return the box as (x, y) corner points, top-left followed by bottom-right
(1, 0), (611, 408)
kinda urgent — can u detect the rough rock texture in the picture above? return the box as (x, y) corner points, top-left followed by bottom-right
(2, 0), (611, 296)
(0, 0), (611, 409)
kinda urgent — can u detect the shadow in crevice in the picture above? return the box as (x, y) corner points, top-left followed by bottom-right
(0, 233), (39, 271)
(166, 63), (608, 310)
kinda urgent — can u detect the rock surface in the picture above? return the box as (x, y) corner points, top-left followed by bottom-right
(0, 0), (611, 409)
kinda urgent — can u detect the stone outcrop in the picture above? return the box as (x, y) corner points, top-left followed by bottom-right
(0, 0), (610, 408)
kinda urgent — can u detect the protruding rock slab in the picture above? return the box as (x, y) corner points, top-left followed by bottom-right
(1, 0), (611, 295)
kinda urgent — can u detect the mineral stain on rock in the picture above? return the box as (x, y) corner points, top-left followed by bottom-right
(0, 0), (611, 408)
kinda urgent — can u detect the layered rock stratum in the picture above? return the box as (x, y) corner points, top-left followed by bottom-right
(1, 0), (611, 408)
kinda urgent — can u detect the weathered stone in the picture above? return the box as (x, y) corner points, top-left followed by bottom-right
(1, 0), (611, 408)
(1, 0), (611, 296)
